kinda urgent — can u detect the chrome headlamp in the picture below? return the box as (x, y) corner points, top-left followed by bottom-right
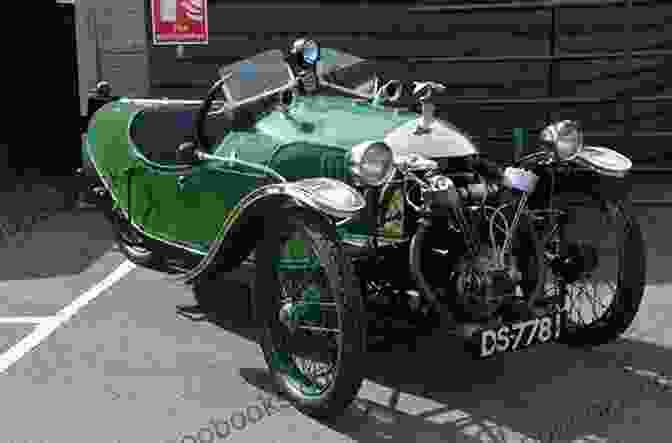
(349, 141), (395, 186)
(540, 120), (584, 160)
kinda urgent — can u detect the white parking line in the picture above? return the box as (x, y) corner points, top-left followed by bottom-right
(0, 260), (136, 374)
(0, 317), (52, 324)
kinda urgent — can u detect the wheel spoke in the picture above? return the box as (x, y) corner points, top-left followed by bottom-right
(273, 237), (342, 394)
(297, 324), (342, 334)
(567, 285), (589, 325)
(575, 301), (588, 326)
(589, 280), (602, 320)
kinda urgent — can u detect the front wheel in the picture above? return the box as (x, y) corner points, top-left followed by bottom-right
(254, 207), (366, 418)
(540, 195), (646, 347)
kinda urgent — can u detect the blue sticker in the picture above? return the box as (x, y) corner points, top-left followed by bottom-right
(239, 62), (257, 81)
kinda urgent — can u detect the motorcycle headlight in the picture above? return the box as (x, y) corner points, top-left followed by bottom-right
(541, 120), (584, 160)
(349, 141), (395, 186)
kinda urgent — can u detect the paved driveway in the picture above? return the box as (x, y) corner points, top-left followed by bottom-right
(0, 203), (669, 443)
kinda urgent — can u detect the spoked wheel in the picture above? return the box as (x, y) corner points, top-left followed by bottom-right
(539, 194), (646, 347)
(255, 207), (365, 418)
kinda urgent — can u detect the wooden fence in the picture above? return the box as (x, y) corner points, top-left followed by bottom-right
(147, 1), (671, 168)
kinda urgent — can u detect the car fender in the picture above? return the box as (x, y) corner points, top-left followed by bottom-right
(172, 178), (366, 284)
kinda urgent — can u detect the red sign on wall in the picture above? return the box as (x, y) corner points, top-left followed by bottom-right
(151, 0), (208, 45)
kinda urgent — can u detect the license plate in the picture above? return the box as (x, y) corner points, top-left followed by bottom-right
(477, 309), (566, 358)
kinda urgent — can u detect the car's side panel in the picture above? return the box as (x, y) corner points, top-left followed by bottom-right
(84, 94), (419, 256)
(173, 166), (271, 248)
(85, 101), (269, 253)
(84, 100), (140, 214)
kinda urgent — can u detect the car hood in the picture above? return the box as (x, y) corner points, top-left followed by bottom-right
(213, 94), (478, 165)
(256, 95), (418, 148)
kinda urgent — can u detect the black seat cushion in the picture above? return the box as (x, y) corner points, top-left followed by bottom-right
(129, 106), (243, 165)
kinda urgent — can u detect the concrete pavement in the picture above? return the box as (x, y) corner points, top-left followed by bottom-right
(0, 189), (669, 442)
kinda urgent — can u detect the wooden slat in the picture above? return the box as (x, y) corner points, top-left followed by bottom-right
(150, 46), (550, 97)
(145, 2), (670, 168)
(205, 4), (550, 35)
(479, 133), (672, 164)
(151, 32), (549, 61)
(553, 57), (668, 97)
(522, 101), (672, 131)
(556, 3), (671, 30)
(557, 29), (671, 53)
(435, 103), (670, 141)
(409, 0), (656, 12)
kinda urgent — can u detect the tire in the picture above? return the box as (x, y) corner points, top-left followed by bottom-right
(106, 208), (160, 267)
(544, 195), (646, 347)
(255, 207), (366, 419)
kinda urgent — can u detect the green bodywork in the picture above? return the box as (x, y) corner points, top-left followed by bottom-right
(83, 93), (417, 255)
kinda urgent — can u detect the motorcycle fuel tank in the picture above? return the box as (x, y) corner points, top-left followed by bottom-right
(384, 118), (478, 158)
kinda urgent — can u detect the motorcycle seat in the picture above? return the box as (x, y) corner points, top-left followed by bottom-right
(129, 105), (242, 166)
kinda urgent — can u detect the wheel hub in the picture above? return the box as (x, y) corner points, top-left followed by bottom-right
(551, 241), (599, 283)
(278, 285), (322, 333)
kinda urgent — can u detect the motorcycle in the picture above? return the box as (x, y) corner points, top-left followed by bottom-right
(79, 38), (646, 418)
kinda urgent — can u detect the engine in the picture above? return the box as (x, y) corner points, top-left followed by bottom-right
(409, 158), (536, 323)
(363, 153), (542, 329)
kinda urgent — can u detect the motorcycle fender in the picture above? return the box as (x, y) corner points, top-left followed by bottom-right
(565, 146), (633, 201)
(191, 178), (366, 282)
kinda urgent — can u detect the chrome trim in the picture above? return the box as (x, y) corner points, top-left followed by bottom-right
(571, 145), (632, 178)
(335, 217), (353, 226)
(120, 98), (229, 107)
(372, 79), (403, 105)
(349, 141), (396, 186)
(540, 120), (584, 161)
(411, 81), (447, 100)
(284, 177), (366, 219)
(393, 153), (439, 173)
(427, 174), (454, 192)
(196, 151), (287, 183)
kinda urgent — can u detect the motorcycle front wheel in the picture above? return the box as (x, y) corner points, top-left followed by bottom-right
(254, 207), (366, 418)
(539, 194), (646, 347)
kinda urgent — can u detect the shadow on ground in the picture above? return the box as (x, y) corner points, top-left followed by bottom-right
(178, 188), (672, 442)
(635, 206), (672, 285)
(2, 170), (666, 442)
(176, 268), (259, 344)
(181, 269), (670, 443)
(0, 209), (115, 281)
(239, 335), (671, 443)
